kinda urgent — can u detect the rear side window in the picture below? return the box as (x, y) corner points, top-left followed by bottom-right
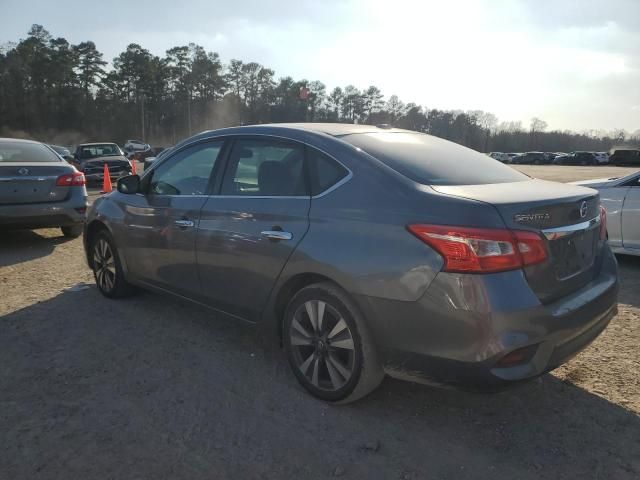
(340, 132), (528, 186)
(307, 148), (348, 195)
(0, 142), (60, 162)
(221, 139), (307, 196)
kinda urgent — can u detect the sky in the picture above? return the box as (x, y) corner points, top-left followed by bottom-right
(3, 0), (640, 132)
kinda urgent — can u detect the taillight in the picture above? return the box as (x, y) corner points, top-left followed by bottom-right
(407, 224), (547, 273)
(56, 172), (86, 187)
(599, 206), (607, 241)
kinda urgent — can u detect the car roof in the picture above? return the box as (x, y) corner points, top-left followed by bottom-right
(198, 123), (411, 138)
(0, 137), (42, 144)
(78, 142), (120, 147)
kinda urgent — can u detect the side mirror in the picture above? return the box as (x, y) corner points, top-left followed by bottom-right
(117, 174), (140, 194)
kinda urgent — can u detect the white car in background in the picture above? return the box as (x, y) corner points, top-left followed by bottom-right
(593, 152), (610, 165)
(487, 152), (511, 163)
(572, 170), (640, 256)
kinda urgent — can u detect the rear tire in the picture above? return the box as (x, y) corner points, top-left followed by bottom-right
(61, 225), (83, 238)
(283, 282), (384, 404)
(90, 230), (136, 298)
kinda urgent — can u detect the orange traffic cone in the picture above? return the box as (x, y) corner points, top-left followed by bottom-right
(101, 163), (112, 193)
(130, 158), (137, 175)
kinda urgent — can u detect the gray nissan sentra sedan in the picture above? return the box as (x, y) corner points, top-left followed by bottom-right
(1, 138), (87, 237)
(83, 124), (618, 403)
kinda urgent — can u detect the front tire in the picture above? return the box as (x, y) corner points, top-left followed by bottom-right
(283, 282), (384, 403)
(91, 230), (135, 298)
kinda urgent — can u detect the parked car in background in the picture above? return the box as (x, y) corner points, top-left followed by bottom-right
(49, 144), (74, 162)
(143, 147), (171, 171)
(511, 151), (548, 165)
(124, 139), (151, 153)
(73, 143), (132, 184)
(83, 123), (618, 403)
(609, 149), (640, 166)
(593, 152), (610, 165)
(572, 170), (640, 256)
(488, 152), (511, 163)
(506, 153), (521, 162)
(553, 151), (598, 165)
(0, 138), (87, 237)
(543, 152), (558, 163)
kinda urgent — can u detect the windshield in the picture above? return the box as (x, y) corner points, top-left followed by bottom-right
(340, 132), (528, 186)
(79, 144), (122, 159)
(0, 141), (60, 162)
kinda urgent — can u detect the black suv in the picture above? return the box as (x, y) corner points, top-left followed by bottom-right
(511, 152), (548, 165)
(553, 151), (597, 166)
(610, 149), (640, 166)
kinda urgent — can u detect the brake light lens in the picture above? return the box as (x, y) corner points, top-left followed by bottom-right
(56, 172), (86, 187)
(599, 206), (607, 241)
(407, 224), (547, 273)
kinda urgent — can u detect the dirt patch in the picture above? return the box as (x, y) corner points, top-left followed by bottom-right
(2, 163), (640, 479)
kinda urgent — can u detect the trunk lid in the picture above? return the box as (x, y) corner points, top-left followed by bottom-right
(432, 179), (603, 303)
(0, 162), (74, 205)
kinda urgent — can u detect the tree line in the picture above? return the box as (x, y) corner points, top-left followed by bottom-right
(1, 25), (638, 152)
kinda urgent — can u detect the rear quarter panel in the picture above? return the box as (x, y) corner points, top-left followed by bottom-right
(274, 141), (508, 303)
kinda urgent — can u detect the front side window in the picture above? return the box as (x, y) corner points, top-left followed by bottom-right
(149, 141), (223, 196)
(221, 139), (307, 196)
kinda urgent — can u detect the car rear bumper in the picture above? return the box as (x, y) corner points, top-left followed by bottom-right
(356, 245), (619, 389)
(0, 195), (87, 229)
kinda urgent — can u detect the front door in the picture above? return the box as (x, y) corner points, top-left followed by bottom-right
(622, 177), (640, 250)
(120, 140), (225, 297)
(196, 137), (310, 321)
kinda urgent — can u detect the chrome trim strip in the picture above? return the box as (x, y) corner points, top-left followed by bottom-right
(541, 216), (600, 240)
(143, 133), (353, 199)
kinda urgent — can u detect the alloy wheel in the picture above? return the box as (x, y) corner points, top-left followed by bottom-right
(289, 300), (356, 392)
(93, 238), (116, 292)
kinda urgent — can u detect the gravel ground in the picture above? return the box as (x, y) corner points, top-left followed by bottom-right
(1, 165), (639, 479)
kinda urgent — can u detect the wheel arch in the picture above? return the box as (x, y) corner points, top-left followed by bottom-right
(265, 272), (352, 344)
(84, 220), (112, 268)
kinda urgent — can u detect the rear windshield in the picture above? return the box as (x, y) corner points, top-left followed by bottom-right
(0, 141), (60, 162)
(340, 132), (528, 186)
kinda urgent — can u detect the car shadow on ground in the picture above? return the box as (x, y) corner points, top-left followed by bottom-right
(616, 254), (640, 308)
(1, 287), (638, 480)
(0, 229), (74, 268)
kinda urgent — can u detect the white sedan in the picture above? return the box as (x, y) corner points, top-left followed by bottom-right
(572, 171), (640, 256)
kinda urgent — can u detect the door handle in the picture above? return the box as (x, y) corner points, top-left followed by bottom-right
(261, 230), (293, 241)
(174, 219), (195, 228)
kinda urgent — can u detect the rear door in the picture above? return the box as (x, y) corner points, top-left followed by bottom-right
(196, 137), (310, 321)
(621, 176), (640, 250)
(119, 139), (225, 297)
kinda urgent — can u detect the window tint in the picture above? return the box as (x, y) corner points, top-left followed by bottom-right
(79, 144), (122, 158)
(340, 132), (528, 186)
(0, 141), (60, 162)
(221, 139), (307, 196)
(150, 141), (223, 196)
(307, 148), (348, 195)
